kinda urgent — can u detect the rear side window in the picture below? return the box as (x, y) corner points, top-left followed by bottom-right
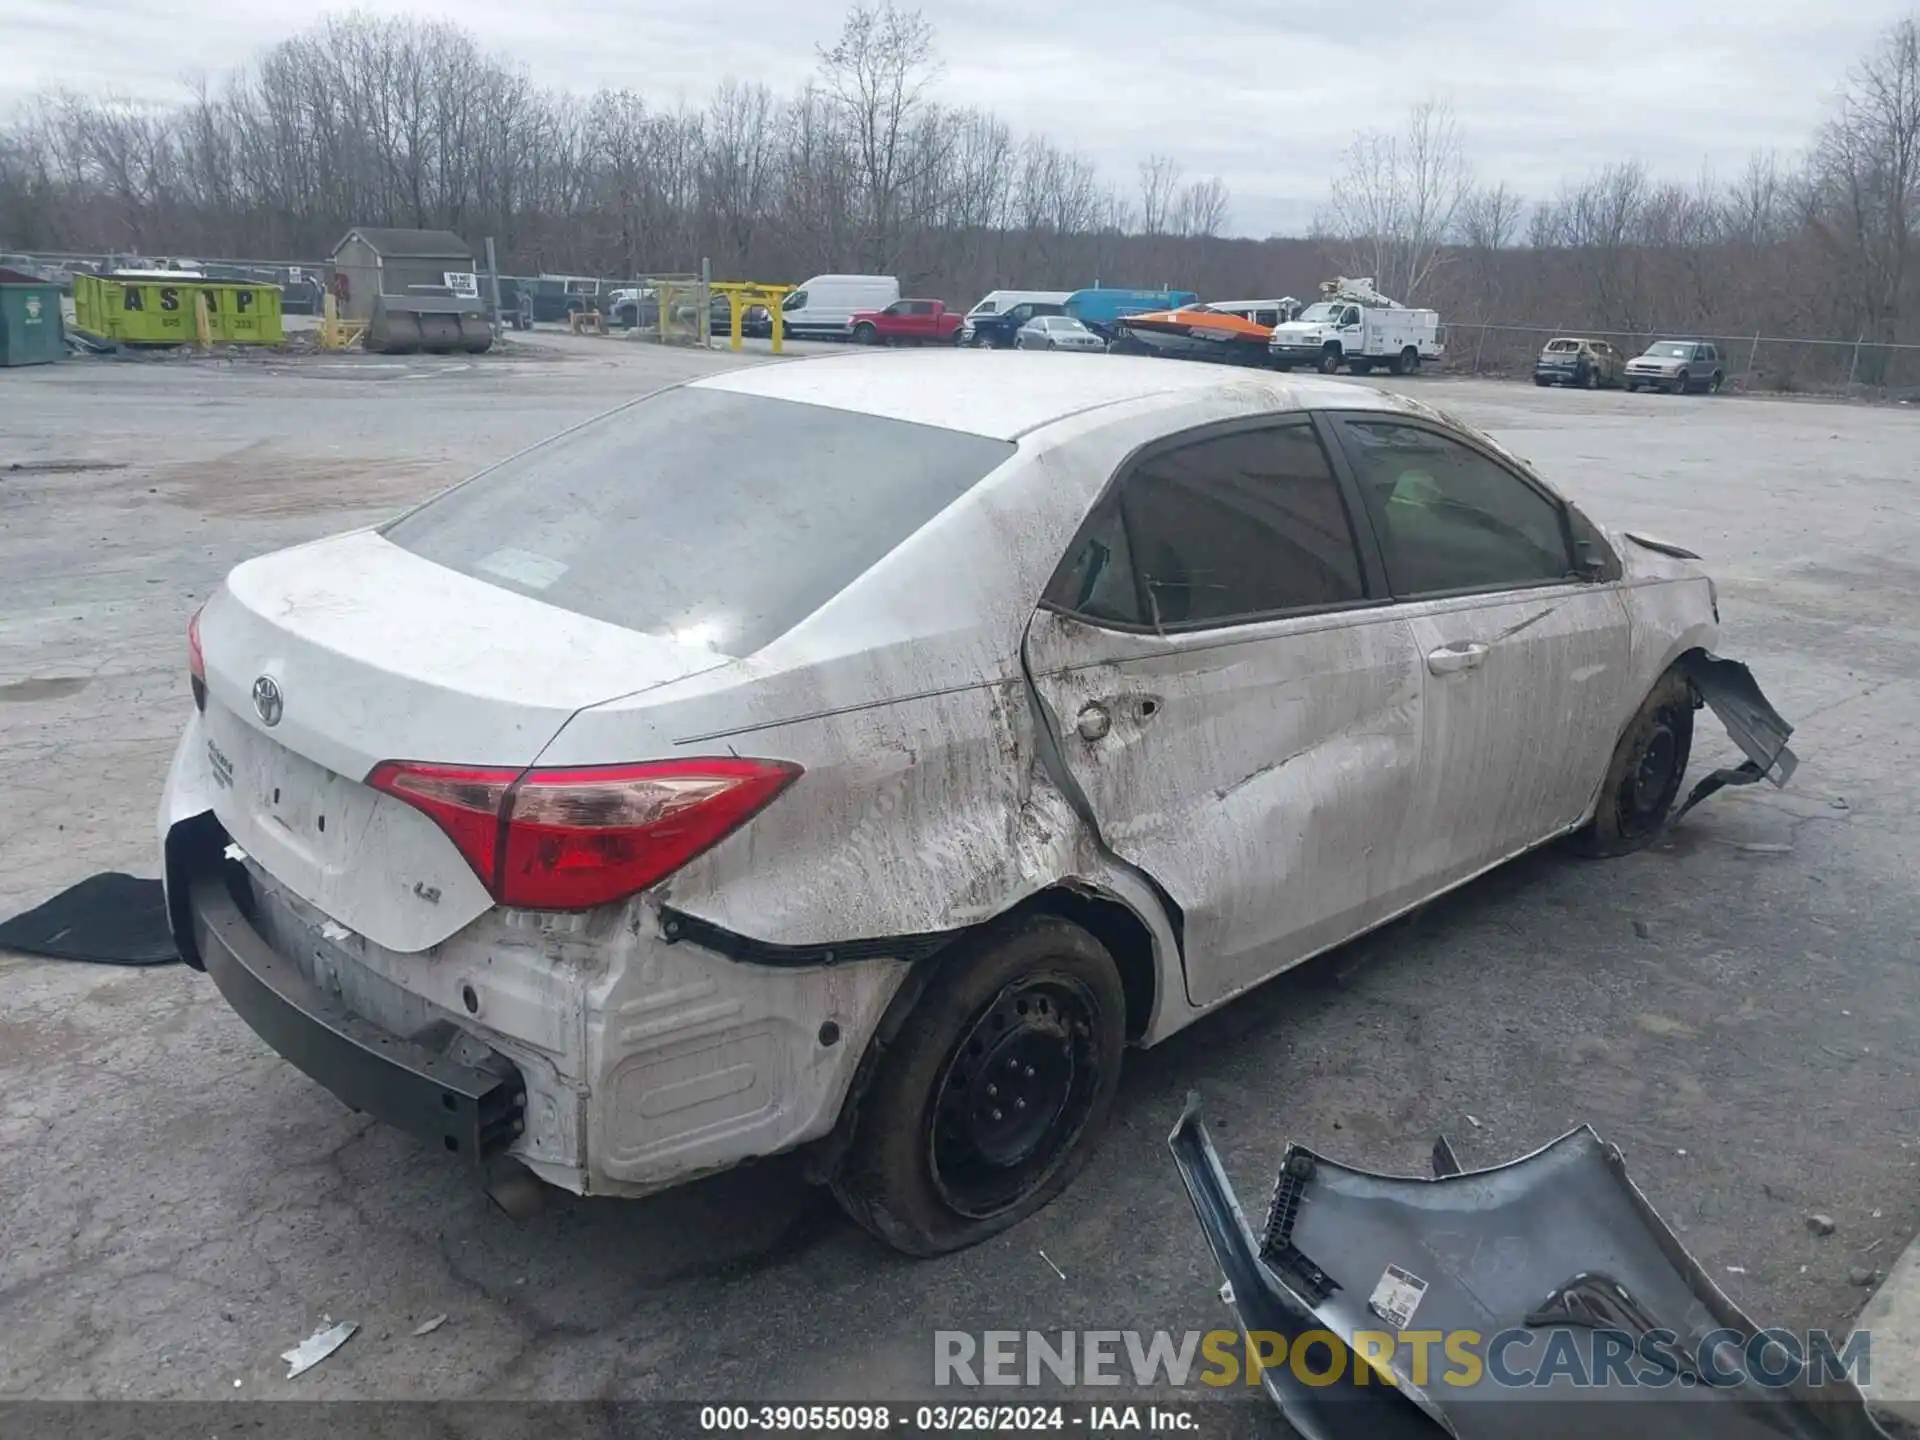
(384, 387), (1014, 655)
(1046, 422), (1366, 629)
(1046, 499), (1140, 624)
(1120, 425), (1365, 627)
(1337, 420), (1571, 598)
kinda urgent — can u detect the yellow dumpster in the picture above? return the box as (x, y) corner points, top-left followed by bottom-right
(73, 273), (285, 346)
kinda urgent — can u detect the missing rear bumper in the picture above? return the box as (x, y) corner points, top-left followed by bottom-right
(191, 876), (526, 1162)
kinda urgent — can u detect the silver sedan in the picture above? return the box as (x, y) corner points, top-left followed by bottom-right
(1015, 314), (1106, 351)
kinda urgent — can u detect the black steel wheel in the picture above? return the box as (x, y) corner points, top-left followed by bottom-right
(830, 914), (1126, 1255)
(929, 973), (1102, 1219)
(1569, 669), (1695, 857)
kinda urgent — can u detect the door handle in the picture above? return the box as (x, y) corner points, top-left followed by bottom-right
(1426, 641), (1489, 675)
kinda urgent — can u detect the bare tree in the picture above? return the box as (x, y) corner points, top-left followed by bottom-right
(1171, 176), (1230, 238)
(816, 1), (943, 271)
(1137, 153), (1183, 235)
(1456, 181), (1523, 320)
(1803, 16), (1920, 358)
(1317, 99), (1472, 302)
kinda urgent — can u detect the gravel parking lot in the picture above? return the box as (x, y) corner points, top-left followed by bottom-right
(2, 337), (1917, 1403)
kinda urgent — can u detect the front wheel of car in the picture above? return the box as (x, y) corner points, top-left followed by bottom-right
(1671, 370), (1690, 394)
(853, 323), (878, 346)
(830, 914), (1127, 1256)
(1568, 669), (1696, 858)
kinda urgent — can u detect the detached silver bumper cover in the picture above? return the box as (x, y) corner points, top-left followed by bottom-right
(1168, 1095), (1888, 1439)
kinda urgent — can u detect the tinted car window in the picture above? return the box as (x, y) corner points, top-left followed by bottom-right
(385, 387), (1014, 655)
(1044, 499), (1140, 625)
(1116, 423), (1367, 627)
(1339, 421), (1571, 597)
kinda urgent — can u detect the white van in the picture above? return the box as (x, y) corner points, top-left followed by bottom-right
(780, 275), (900, 339)
(965, 289), (1073, 319)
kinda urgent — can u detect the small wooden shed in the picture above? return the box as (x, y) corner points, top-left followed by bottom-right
(329, 228), (477, 322)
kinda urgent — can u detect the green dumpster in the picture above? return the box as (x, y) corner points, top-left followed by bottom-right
(0, 275), (65, 367)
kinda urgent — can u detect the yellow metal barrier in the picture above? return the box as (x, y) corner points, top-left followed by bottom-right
(708, 282), (794, 354)
(319, 293), (366, 350)
(73, 273), (284, 345)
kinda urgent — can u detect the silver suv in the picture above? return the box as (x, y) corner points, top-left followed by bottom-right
(1625, 340), (1725, 395)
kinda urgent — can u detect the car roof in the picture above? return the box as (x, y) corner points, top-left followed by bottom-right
(690, 351), (1407, 440)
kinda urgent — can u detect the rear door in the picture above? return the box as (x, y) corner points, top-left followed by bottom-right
(1323, 412), (1631, 891)
(1025, 417), (1427, 1008)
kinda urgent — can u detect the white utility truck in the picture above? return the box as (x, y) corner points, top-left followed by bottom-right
(1266, 276), (1444, 375)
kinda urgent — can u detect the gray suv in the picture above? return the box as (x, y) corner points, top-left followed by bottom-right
(1624, 340), (1725, 394)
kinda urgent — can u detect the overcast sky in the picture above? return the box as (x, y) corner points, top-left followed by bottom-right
(3, 0), (1911, 235)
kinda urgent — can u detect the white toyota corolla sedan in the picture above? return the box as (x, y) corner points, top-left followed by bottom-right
(160, 352), (1795, 1254)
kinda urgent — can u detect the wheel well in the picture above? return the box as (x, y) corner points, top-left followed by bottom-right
(802, 882), (1163, 1186)
(1003, 886), (1158, 1042)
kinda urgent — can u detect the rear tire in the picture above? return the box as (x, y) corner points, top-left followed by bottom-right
(1395, 346), (1420, 376)
(1568, 669), (1695, 858)
(1709, 371), (1724, 393)
(830, 915), (1126, 1256)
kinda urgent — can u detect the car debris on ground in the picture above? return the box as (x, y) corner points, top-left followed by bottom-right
(280, 1319), (358, 1378)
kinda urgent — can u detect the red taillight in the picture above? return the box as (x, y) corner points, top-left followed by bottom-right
(367, 757), (801, 911)
(187, 606), (207, 711)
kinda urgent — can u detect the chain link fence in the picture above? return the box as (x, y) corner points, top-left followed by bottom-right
(1443, 321), (1920, 397)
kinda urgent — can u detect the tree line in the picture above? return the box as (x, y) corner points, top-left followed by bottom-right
(0, 6), (1229, 294)
(6, 7), (1920, 387)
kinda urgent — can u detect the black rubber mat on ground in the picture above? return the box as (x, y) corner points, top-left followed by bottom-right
(0, 873), (178, 965)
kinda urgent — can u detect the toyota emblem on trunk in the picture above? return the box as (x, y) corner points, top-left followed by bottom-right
(252, 675), (284, 726)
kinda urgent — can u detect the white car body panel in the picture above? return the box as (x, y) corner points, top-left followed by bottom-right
(1027, 605), (1426, 1009)
(198, 529), (729, 950)
(159, 351), (1736, 1202)
(1394, 584), (1633, 889)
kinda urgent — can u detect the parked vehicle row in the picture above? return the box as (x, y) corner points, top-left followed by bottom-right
(495, 261), (1742, 403)
(1533, 337), (1726, 394)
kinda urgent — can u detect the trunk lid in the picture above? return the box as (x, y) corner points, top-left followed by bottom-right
(198, 529), (729, 951)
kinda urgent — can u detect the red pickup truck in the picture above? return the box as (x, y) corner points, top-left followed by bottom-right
(849, 299), (964, 346)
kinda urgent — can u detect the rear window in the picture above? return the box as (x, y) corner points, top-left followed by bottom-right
(1545, 340), (1579, 353)
(383, 386), (1014, 655)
